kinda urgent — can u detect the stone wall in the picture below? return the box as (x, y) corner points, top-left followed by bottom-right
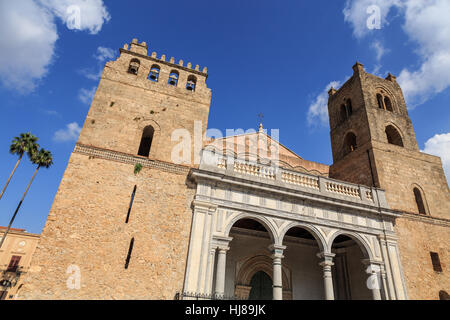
(395, 215), (450, 300)
(19, 152), (195, 299)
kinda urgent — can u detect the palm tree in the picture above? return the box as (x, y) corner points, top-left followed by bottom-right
(0, 133), (39, 201)
(0, 148), (52, 249)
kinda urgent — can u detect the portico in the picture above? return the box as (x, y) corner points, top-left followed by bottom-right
(183, 148), (408, 300)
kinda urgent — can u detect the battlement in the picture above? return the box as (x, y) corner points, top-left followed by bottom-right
(121, 38), (208, 77)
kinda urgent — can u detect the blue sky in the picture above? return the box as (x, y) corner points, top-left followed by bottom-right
(0, 0), (449, 234)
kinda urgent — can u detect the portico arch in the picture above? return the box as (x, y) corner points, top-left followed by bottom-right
(225, 213), (279, 245)
(279, 222), (326, 251)
(327, 231), (374, 260)
(329, 232), (376, 300)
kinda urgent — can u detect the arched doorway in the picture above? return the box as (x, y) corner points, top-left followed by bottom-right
(248, 271), (273, 300)
(281, 226), (324, 300)
(331, 235), (372, 300)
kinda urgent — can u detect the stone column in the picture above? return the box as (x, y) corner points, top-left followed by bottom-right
(380, 264), (389, 300)
(317, 252), (335, 300)
(363, 260), (382, 300)
(269, 244), (286, 300)
(214, 246), (229, 297)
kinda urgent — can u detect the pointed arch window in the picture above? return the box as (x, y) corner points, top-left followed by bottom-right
(376, 93), (394, 112)
(385, 125), (404, 147)
(138, 126), (155, 157)
(413, 187), (427, 215)
(168, 71), (179, 86)
(128, 58), (140, 75)
(149, 65), (160, 82)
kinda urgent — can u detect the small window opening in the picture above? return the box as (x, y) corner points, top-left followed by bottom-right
(128, 58), (140, 75)
(413, 187), (427, 214)
(138, 126), (155, 157)
(168, 71), (179, 86)
(124, 238), (135, 269)
(125, 185), (137, 223)
(149, 65), (160, 82)
(430, 252), (442, 272)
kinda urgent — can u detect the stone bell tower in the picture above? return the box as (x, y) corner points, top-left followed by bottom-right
(19, 38), (212, 299)
(327, 62), (450, 300)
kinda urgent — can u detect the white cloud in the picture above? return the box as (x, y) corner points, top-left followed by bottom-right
(53, 122), (82, 142)
(0, 0), (110, 93)
(344, 0), (450, 107)
(95, 46), (115, 62)
(422, 133), (450, 183)
(79, 46), (115, 80)
(78, 86), (96, 105)
(372, 40), (388, 62)
(0, 1), (58, 92)
(307, 81), (341, 127)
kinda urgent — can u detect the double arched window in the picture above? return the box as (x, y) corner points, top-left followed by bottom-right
(376, 92), (393, 112)
(128, 58), (140, 75)
(340, 99), (353, 123)
(138, 126), (155, 157)
(385, 125), (404, 147)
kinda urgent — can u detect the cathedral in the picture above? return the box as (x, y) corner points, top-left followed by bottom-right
(19, 39), (449, 300)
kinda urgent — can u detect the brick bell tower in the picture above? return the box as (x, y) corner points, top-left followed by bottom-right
(328, 63), (450, 300)
(20, 39), (212, 299)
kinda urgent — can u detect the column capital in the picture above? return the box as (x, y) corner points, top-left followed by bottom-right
(317, 252), (335, 267)
(212, 235), (233, 250)
(361, 259), (383, 274)
(268, 244), (286, 259)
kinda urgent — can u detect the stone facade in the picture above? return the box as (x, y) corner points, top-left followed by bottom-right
(18, 40), (449, 300)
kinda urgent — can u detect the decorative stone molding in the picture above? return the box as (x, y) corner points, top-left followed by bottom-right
(74, 143), (190, 175)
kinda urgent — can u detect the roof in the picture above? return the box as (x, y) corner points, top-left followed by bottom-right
(204, 129), (329, 176)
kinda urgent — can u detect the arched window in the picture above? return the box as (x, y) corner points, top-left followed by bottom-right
(343, 132), (357, 155)
(385, 125), (404, 147)
(413, 187), (427, 215)
(168, 71), (179, 86)
(377, 94), (384, 109)
(384, 97), (393, 111)
(149, 65), (160, 82)
(138, 126), (154, 157)
(186, 75), (197, 91)
(128, 58), (140, 75)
